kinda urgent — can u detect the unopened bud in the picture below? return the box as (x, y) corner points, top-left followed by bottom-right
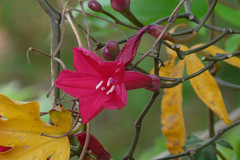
(110, 0), (130, 12)
(88, 0), (102, 12)
(150, 25), (168, 39)
(101, 46), (117, 61)
(106, 40), (120, 55)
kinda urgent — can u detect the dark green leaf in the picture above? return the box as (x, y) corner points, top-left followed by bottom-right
(185, 135), (203, 148)
(193, 145), (217, 160)
(216, 139), (234, 150)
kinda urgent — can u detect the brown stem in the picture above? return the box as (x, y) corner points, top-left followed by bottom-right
(129, 0), (185, 70)
(79, 122), (91, 160)
(167, 31), (197, 43)
(36, 0), (61, 109)
(121, 9), (144, 27)
(41, 110), (80, 138)
(122, 91), (159, 160)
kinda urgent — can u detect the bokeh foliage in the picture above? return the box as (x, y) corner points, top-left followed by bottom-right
(0, 0), (240, 159)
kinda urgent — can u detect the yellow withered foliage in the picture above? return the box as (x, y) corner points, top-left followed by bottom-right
(0, 94), (72, 160)
(161, 59), (185, 155)
(185, 54), (231, 124)
(153, 42), (234, 155)
(191, 43), (240, 68)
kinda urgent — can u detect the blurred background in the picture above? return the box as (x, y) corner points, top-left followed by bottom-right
(0, 0), (240, 159)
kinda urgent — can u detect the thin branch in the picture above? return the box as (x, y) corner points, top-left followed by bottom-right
(184, 0), (192, 14)
(119, 9), (144, 27)
(208, 0), (216, 151)
(37, 0), (61, 109)
(79, 122), (91, 160)
(214, 76), (240, 90)
(160, 61), (217, 88)
(79, 0), (92, 51)
(66, 12), (82, 46)
(51, 0), (66, 57)
(129, 0), (185, 70)
(201, 51), (240, 61)
(194, 0), (218, 32)
(122, 91), (159, 160)
(216, 148), (227, 160)
(71, 8), (128, 40)
(100, 9), (140, 30)
(163, 29), (231, 58)
(184, 29), (230, 55)
(155, 120), (240, 160)
(27, 47), (66, 69)
(41, 110), (80, 138)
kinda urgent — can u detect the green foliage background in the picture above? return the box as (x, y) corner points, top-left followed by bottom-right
(0, 0), (240, 159)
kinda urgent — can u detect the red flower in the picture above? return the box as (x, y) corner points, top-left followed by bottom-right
(76, 132), (111, 160)
(56, 48), (126, 124)
(55, 25), (161, 124)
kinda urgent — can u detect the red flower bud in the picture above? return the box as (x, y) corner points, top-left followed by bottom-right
(110, 0), (130, 12)
(88, 0), (102, 12)
(150, 25), (168, 39)
(101, 46), (117, 61)
(106, 40), (120, 55)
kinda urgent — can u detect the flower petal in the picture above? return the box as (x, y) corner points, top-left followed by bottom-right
(103, 83), (127, 109)
(55, 70), (101, 98)
(76, 132), (111, 160)
(73, 47), (104, 75)
(116, 25), (152, 67)
(0, 145), (12, 153)
(79, 93), (104, 124)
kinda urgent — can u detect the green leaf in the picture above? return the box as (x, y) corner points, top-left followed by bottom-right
(225, 34), (240, 53)
(185, 135), (203, 148)
(215, 3), (240, 26)
(193, 145), (218, 160)
(216, 139), (234, 150)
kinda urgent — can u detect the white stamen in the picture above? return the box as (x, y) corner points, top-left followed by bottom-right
(107, 77), (112, 87)
(96, 80), (104, 89)
(101, 87), (106, 91)
(106, 85), (115, 95)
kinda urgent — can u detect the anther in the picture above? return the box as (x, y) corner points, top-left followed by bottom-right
(107, 77), (113, 87)
(106, 85), (115, 95)
(96, 80), (104, 89)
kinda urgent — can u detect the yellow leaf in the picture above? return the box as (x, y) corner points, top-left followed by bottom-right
(0, 94), (72, 160)
(191, 43), (240, 68)
(185, 54), (231, 124)
(161, 60), (185, 155)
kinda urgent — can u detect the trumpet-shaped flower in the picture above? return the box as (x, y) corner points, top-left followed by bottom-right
(56, 25), (162, 124)
(56, 47), (126, 124)
(55, 48), (160, 124)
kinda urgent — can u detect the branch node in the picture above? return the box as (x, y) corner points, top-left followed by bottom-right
(228, 28), (233, 34)
(188, 14), (194, 20)
(227, 53), (233, 58)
